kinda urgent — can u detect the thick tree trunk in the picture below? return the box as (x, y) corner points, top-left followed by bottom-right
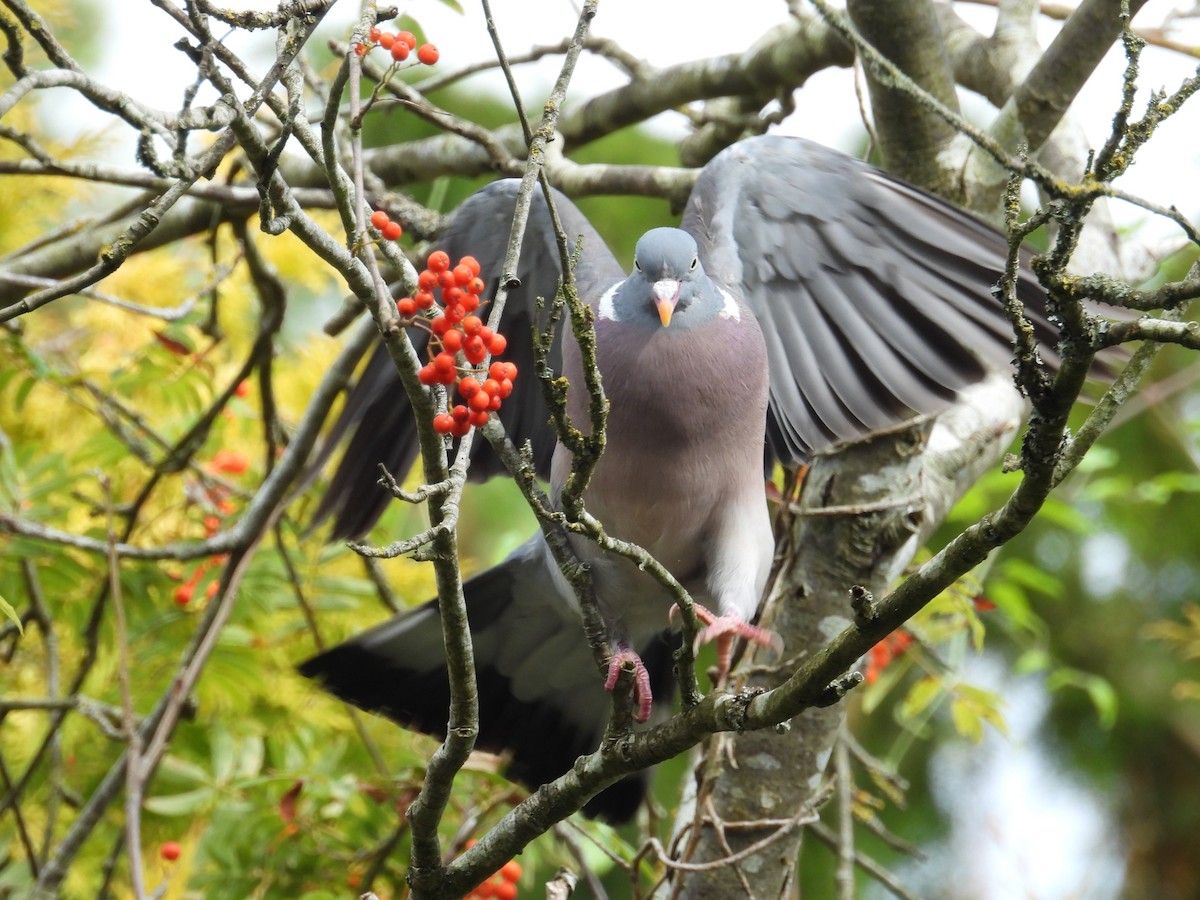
(667, 375), (1025, 897)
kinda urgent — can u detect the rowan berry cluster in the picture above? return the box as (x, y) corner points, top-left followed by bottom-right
(864, 629), (913, 685)
(401, 250), (517, 437)
(370, 208), (403, 242)
(173, 553), (228, 607)
(354, 26), (439, 65)
(463, 841), (522, 899)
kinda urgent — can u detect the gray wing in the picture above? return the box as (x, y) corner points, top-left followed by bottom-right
(682, 134), (1050, 465)
(313, 182), (624, 539)
(298, 535), (673, 822)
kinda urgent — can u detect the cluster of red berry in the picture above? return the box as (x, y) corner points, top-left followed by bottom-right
(463, 841), (522, 899)
(864, 629), (914, 685)
(401, 250), (517, 437)
(172, 445), (253, 606)
(355, 26), (439, 65)
(172, 552), (228, 607)
(370, 209), (403, 243)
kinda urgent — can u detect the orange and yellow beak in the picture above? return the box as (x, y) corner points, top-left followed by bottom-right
(652, 279), (681, 327)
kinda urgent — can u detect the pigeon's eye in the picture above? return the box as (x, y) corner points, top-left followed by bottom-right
(690, 257), (698, 270)
(634, 259), (642, 271)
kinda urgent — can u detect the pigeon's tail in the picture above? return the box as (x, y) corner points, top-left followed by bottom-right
(297, 539), (673, 823)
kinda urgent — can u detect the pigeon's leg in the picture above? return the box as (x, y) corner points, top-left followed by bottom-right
(604, 642), (653, 722)
(671, 603), (782, 682)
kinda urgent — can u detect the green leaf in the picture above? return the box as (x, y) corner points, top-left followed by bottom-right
(234, 734), (265, 781)
(950, 694), (985, 742)
(957, 685), (1008, 736)
(210, 727), (237, 785)
(14, 376), (36, 412)
(1046, 668), (1119, 729)
(899, 675), (942, 722)
(1014, 648), (1052, 674)
(0, 594), (21, 633)
(859, 654), (909, 714)
(159, 753), (212, 785)
(1085, 678), (1120, 729)
(1001, 558), (1064, 597)
(143, 786), (215, 817)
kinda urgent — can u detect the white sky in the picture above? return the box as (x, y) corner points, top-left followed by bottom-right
(75, 0), (1200, 246)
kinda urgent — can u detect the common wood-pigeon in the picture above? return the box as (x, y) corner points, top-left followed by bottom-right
(300, 135), (1050, 822)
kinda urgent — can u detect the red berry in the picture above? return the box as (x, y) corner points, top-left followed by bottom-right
(488, 394), (502, 411)
(382, 221), (402, 241)
(161, 841), (182, 862)
(502, 362), (518, 381)
(390, 41), (410, 62)
(461, 294), (480, 313)
(440, 329), (463, 353)
(173, 584), (193, 607)
(418, 364), (438, 385)
(500, 859), (523, 882)
(414, 290), (436, 309)
(433, 351), (457, 374)
(427, 250), (451, 272)
(430, 315), (450, 336)
(397, 297), (416, 317)
(397, 31), (417, 50)
(442, 286), (464, 306)
(463, 335), (487, 365)
(492, 880), (517, 900)
(370, 210), (389, 230)
(481, 378), (501, 397)
(418, 270), (439, 291)
(461, 315), (483, 336)
(487, 332), (507, 355)
(439, 270), (457, 290)
(468, 409), (490, 427)
(369, 27), (382, 42)
(450, 404), (470, 424)
(378, 32), (395, 49)
(433, 413), (455, 434)
(497, 377), (514, 399)
(444, 303), (466, 325)
(234, 380), (250, 398)
(488, 362), (507, 381)
(468, 391), (491, 412)
(452, 264), (473, 286)
(451, 419), (471, 437)
(458, 376), (481, 399)
(467, 277), (486, 296)
(460, 255), (481, 277)
(354, 43), (367, 56)
(417, 43), (440, 66)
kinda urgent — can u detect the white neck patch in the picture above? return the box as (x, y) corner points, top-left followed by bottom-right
(718, 288), (740, 321)
(598, 280), (624, 321)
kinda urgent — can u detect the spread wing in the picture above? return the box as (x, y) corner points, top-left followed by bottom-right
(682, 135), (1050, 465)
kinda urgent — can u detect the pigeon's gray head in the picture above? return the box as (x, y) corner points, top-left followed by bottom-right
(606, 227), (722, 329)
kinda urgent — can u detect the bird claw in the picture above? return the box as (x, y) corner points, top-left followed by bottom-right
(698, 614), (783, 658)
(670, 602), (783, 682)
(604, 646), (653, 723)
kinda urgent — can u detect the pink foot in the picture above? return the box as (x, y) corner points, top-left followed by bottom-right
(671, 603), (783, 681)
(604, 645), (653, 722)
